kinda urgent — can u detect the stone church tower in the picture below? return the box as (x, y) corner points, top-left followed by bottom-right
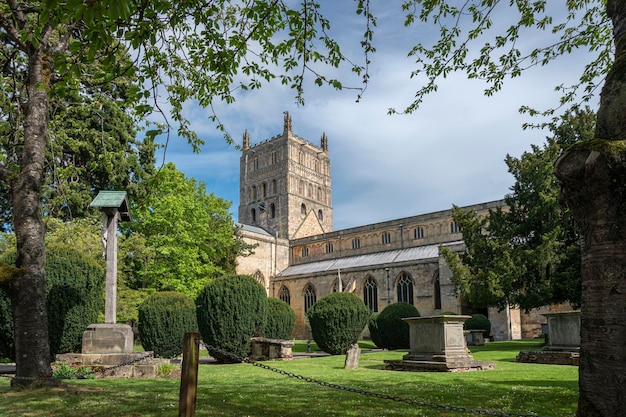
(238, 112), (333, 239)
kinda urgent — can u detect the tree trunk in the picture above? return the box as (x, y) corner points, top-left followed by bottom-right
(555, 1), (626, 415)
(8, 50), (53, 387)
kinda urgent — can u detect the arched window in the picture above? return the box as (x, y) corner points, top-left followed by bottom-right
(434, 273), (442, 310)
(304, 284), (316, 313)
(397, 272), (414, 304)
(279, 286), (291, 305)
(251, 185), (256, 200)
(262, 183), (267, 198)
(352, 238), (361, 250)
(298, 180), (304, 195)
(270, 203), (276, 219)
(253, 270), (265, 286)
(271, 179), (277, 194)
(301, 247), (309, 257)
(317, 187), (322, 201)
(271, 151), (277, 164)
(301, 203), (307, 214)
(381, 231), (391, 244)
(318, 210), (323, 221)
(414, 226), (425, 239)
(325, 242), (334, 253)
(450, 221), (460, 234)
(253, 157), (259, 170)
(363, 277), (378, 312)
(251, 208), (256, 222)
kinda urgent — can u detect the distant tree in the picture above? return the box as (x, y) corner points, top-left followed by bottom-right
(122, 163), (253, 297)
(442, 108), (594, 311)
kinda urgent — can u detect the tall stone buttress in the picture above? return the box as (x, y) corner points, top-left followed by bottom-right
(238, 112), (333, 239)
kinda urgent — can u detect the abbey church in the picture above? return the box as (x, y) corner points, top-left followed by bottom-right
(235, 113), (554, 340)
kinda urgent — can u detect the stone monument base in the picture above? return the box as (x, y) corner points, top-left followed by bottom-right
(249, 337), (294, 361)
(515, 350), (579, 366)
(82, 323), (134, 354)
(55, 352), (168, 378)
(385, 353), (494, 372)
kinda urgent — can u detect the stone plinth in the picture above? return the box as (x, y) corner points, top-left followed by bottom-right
(249, 337), (294, 361)
(465, 329), (485, 346)
(55, 352), (168, 378)
(543, 310), (580, 351)
(82, 323), (134, 354)
(385, 315), (494, 372)
(516, 311), (580, 366)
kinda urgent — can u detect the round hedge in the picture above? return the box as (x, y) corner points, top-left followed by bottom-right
(306, 292), (371, 355)
(264, 298), (295, 340)
(367, 313), (383, 348)
(375, 302), (420, 350)
(138, 291), (198, 358)
(463, 313), (491, 337)
(0, 288), (14, 361)
(195, 275), (267, 362)
(45, 246), (105, 356)
(0, 246), (105, 359)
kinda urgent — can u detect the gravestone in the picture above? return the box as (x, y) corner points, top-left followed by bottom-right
(249, 337), (294, 361)
(344, 343), (360, 369)
(385, 315), (494, 372)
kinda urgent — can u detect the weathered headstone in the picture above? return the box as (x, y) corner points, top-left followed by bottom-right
(344, 343), (360, 369)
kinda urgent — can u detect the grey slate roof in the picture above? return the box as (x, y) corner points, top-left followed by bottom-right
(277, 244), (442, 277)
(238, 223), (273, 236)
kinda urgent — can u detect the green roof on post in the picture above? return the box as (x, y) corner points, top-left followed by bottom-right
(90, 191), (132, 222)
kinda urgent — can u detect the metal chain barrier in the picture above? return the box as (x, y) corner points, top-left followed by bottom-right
(200, 341), (547, 417)
(0, 352), (155, 381)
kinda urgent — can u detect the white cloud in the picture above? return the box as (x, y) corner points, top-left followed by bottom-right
(152, 1), (602, 230)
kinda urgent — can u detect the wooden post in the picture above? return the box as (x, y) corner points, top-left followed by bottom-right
(179, 332), (200, 417)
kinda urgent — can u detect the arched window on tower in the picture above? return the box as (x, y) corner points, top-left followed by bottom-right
(397, 272), (414, 305)
(363, 277), (378, 312)
(301, 203), (307, 214)
(251, 208), (256, 223)
(318, 210), (323, 221)
(304, 284), (316, 313)
(251, 186), (256, 200)
(279, 286), (291, 305)
(271, 179), (277, 194)
(262, 182), (267, 198)
(270, 203), (276, 218)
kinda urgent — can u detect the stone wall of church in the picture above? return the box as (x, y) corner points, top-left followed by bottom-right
(273, 256), (461, 339)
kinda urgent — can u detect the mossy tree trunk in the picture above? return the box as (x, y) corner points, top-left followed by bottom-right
(555, 1), (626, 415)
(8, 50), (53, 387)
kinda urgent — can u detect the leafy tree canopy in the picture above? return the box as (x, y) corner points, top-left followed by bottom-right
(121, 163), (253, 297)
(442, 107), (595, 311)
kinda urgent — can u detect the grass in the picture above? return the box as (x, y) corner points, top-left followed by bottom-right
(0, 340), (578, 417)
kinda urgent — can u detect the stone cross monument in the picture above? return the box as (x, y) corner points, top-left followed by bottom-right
(85, 191), (134, 353)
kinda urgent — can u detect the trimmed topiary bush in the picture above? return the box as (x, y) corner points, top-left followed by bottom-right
(306, 292), (371, 355)
(195, 275), (267, 362)
(264, 298), (295, 340)
(138, 291), (198, 358)
(45, 246), (105, 357)
(376, 302), (420, 350)
(368, 313), (383, 348)
(0, 288), (14, 361)
(464, 313), (491, 338)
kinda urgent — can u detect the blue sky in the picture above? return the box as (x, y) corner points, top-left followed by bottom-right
(153, 1), (601, 231)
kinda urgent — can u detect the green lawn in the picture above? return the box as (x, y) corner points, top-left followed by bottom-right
(0, 340), (578, 417)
